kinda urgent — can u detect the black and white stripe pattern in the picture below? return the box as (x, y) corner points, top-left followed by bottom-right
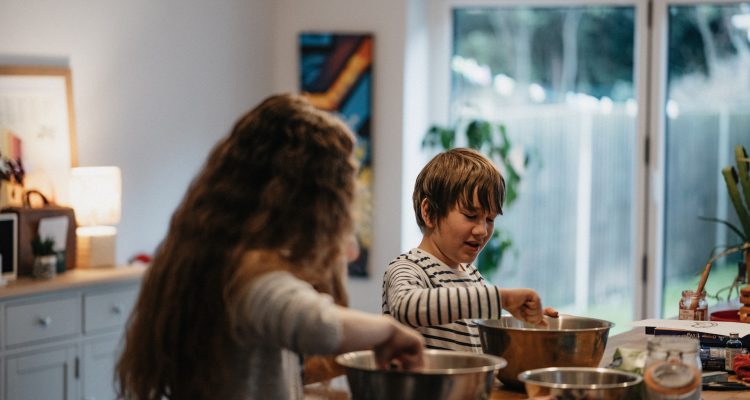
(382, 248), (502, 353)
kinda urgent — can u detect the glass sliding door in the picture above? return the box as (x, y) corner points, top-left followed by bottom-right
(447, 1), (648, 332)
(657, 1), (750, 318)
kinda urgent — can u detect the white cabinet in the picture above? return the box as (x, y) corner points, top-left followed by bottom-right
(82, 336), (120, 400)
(5, 345), (78, 400)
(0, 268), (143, 400)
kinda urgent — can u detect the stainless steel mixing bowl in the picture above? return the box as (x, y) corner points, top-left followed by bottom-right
(518, 367), (643, 400)
(335, 349), (507, 400)
(475, 315), (613, 388)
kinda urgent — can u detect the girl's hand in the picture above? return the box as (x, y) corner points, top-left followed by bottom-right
(374, 320), (425, 371)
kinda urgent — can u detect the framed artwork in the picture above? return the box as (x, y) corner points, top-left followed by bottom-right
(299, 32), (373, 277)
(0, 66), (78, 205)
(0, 212), (18, 281)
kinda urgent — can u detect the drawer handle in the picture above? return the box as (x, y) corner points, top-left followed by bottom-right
(111, 305), (123, 315)
(37, 316), (52, 327)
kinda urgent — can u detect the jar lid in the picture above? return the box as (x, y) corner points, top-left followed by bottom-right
(644, 360), (701, 395)
(650, 362), (695, 388)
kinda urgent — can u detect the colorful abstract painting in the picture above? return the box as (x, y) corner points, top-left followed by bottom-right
(299, 32), (373, 277)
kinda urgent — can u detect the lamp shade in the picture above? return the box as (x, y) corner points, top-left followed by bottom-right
(69, 166), (122, 226)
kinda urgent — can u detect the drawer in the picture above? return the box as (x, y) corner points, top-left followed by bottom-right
(5, 295), (81, 347)
(84, 286), (138, 333)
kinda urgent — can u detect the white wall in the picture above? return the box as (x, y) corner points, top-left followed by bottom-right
(0, 0), (273, 265)
(271, 0), (419, 313)
(1, 0), (428, 314)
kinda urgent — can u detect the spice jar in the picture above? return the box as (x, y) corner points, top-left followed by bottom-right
(644, 336), (701, 400)
(678, 290), (707, 321)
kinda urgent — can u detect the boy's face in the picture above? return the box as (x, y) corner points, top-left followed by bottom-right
(419, 192), (498, 269)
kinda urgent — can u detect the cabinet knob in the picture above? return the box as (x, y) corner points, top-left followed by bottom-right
(111, 305), (122, 315)
(37, 316), (52, 326)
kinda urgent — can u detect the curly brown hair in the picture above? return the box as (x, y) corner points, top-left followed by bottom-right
(115, 94), (357, 399)
(413, 147), (505, 231)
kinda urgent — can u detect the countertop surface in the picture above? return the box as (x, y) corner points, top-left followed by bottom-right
(305, 326), (750, 399)
(0, 264), (147, 300)
(488, 326), (750, 400)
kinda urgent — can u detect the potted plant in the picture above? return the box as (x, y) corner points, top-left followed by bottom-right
(423, 118), (533, 276)
(31, 235), (57, 279)
(698, 144), (750, 320)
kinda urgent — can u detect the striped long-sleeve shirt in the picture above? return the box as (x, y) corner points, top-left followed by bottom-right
(382, 248), (502, 353)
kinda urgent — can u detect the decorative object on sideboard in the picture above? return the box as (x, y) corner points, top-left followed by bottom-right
(69, 166), (122, 268)
(2, 190), (76, 276)
(0, 130), (25, 209)
(699, 144), (750, 322)
(0, 212), (18, 283)
(31, 235), (56, 279)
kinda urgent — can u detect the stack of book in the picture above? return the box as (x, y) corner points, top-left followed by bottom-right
(636, 319), (750, 371)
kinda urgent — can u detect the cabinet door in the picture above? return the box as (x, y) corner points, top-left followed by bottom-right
(5, 345), (78, 400)
(82, 336), (121, 400)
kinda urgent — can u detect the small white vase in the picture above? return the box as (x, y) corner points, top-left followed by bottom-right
(33, 255), (57, 279)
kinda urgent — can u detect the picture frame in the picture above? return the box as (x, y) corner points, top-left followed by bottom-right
(299, 32), (373, 277)
(0, 212), (18, 281)
(0, 65), (78, 205)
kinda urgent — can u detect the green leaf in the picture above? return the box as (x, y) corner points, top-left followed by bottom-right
(698, 216), (747, 243)
(466, 120), (492, 151)
(736, 145), (750, 216)
(722, 166), (750, 237)
(31, 236), (56, 256)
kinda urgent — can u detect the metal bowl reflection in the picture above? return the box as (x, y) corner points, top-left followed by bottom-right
(518, 367), (643, 400)
(475, 315), (613, 388)
(335, 349), (506, 400)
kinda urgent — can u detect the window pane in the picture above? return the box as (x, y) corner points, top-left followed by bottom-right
(451, 6), (638, 332)
(662, 4), (750, 318)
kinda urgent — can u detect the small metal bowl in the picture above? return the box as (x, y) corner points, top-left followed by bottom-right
(476, 315), (613, 388)
(518, 367), (643, 400)
(335, 349), (507, 400)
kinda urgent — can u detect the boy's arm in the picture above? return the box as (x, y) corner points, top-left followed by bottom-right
(383, 262), (502, 327)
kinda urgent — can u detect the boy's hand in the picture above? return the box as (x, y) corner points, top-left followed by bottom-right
(500, 288), (556, 326)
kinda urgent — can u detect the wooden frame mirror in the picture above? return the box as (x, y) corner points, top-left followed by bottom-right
(0, 65), (78, 205)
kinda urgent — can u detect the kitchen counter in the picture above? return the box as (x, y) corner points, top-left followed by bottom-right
(304, 325), (750, 399)
(489, 327), (750, 399)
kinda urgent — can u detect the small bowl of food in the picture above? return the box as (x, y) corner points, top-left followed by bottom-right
(475, 315), (614, 388)
(518, 367), (643, 399)
(335, 349), (506, 400)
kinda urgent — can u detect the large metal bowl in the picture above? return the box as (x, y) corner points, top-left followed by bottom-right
(518, 367), (643, 399)
(475, 315), (613, 388)
(335, 349), (507, 400)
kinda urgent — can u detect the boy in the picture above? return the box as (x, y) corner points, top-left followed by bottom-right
(382, 148), (557, 352)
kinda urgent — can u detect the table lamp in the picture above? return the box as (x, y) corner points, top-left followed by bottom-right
(69, 166), (122, 268)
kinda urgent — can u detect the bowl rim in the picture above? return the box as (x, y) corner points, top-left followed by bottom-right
(517, 367), (643, 389)
(335, 349), (508, 376)
(473, 314), (614, 332)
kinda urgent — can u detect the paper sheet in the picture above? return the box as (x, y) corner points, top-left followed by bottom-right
(631, 318), (750, 337)
(38, 216), (68, 251)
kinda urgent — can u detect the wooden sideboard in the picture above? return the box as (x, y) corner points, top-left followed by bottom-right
(0, 266), (146, 400)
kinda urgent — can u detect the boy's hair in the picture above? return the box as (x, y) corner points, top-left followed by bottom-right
(413, 148), (505, 231)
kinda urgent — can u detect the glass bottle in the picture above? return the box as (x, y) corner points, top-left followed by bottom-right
(644, 336), (701, 400)
(678, 290), (707, 321)
(725, 332), (747, 373)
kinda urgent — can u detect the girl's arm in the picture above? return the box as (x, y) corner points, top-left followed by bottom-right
(336, 306), (424, 369)
(242, 270), (424, 369)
